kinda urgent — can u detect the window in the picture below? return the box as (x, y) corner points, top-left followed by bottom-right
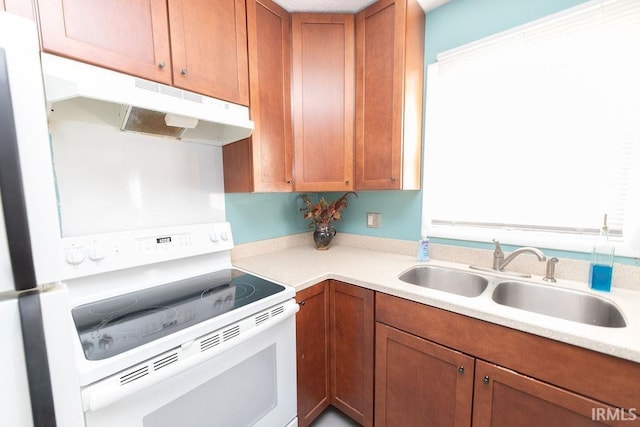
(422, 0), (640, 257)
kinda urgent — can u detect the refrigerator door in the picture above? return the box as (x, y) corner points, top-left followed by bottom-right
(0, 153), (33, 425)
(0, 12), (84, 427)
(0, 12), (62, 289)
(0, 187), (13, 293)
(0, 298), (34, 425)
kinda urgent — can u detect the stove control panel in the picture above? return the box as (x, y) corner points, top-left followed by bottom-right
(61, 222), (234, 280)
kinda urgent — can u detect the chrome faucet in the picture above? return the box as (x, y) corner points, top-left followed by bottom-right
(492, 239), (546, 272)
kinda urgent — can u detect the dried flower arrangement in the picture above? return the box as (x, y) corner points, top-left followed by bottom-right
(299, 192), (358, 228)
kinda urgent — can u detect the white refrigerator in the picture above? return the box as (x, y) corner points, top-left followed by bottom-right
(0, 12), (84, 427)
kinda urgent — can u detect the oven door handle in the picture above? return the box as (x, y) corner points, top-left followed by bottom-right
(82, 299), (299, 412)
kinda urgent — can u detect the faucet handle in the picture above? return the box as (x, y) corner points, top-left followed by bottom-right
(543, 257), (559, 282)
(492, 239), (503, 255)
(492, 239), (504, 270)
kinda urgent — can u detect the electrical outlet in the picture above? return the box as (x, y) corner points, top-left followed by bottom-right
(366, 212), (381, 228)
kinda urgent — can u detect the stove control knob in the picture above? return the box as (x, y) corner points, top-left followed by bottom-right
(209, 232), (219, 243)
(88, 245), (106, 262)
(64, 248), (85, 266)
(220, 231), (229, 241)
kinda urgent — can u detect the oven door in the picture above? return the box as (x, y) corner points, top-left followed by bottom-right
(82, 303), (298, 427)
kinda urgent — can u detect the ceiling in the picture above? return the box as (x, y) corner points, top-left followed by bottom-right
(272, 0), (450, 13)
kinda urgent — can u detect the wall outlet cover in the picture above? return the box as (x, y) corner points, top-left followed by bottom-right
(366, 212), (381, 228)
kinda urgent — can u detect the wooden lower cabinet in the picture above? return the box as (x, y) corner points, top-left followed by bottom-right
(376, 292), (640, 427)
(296, 281), (331, 427)
(473, 360), (633, 427)
(375, 323), (474, 427)
(298, 288), (640, 426)
(295, 281), (374, 427)
(330, 281), (374, 426)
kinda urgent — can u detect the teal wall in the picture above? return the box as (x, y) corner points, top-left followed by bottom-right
(225, 190), (422, 243)
(226, 0), (590, 246)
(319, 191), (422, 240)
(225, 193), (309, 244)
(425, 0), (589, 64)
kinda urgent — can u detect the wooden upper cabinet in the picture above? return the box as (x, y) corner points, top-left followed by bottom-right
(292, 13), (355, 192)
(37, 0), (172, 85)
(224, 0), (292, 192)
(37, 0), (249, 103)
(4, 0), (34, 19)
(355, 0), (424, 190)
(168, 0), (249, 105)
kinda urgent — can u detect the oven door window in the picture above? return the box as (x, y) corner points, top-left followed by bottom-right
(84, 316), (296, 427)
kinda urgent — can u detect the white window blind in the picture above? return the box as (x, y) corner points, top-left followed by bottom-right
(423, 0), (640, 255)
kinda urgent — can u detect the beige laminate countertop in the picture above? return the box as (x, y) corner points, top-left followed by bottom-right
(233, 242), (640, 364)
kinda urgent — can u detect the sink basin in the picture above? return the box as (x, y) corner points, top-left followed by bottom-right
(399, 266), (488, 297)
(492, 281), (626, 328)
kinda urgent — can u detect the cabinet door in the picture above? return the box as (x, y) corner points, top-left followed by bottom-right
(37, 0), (171, 84)
(355, 0), (424, 190)
(292, 13), (355, 192)
(473, 360), (637, 427)
(224, 0), (292, 193)
(4, 0), (33, 19)
(330, 281), (374, 426)
(168, 0), (249, 104)
(375, 323), (474, 427)
(296, 282), (331, 427)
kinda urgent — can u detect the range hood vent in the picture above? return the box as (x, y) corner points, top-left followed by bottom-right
(40, 54), (254, 145)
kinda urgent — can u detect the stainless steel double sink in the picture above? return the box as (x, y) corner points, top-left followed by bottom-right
(398, 265), (626, 328)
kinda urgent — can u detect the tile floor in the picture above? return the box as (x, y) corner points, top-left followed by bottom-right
(310, 406), (361, 427)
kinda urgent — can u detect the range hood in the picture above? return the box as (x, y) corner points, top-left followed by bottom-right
(40, 53), (254, 145)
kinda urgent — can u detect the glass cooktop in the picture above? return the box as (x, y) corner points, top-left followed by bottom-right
(71, 269), (286, 361)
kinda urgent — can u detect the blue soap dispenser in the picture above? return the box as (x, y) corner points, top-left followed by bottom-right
(417, 235), (430, 262)
(589, 214), (614, 292)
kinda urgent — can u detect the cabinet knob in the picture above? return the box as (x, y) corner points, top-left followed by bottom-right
(181, 68), (188, 75)
(457, 366), (464, 374)
(390, 177), (396, 182)
(345, 180), (350, 185)
(158, 61), (166, 69)
(286, 180), (292, 184)
(483, 375), (490, 385)
(298, 300), (306, 307)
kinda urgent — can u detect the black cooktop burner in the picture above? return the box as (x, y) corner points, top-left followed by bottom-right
(72, 269), (286, 361)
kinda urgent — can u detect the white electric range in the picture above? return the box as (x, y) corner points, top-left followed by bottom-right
(61, 223), (299, 427)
